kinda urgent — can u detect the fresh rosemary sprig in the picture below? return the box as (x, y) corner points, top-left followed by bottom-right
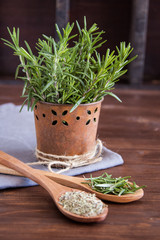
(82, 173), (146, 196)
(1, 17), (137, 112)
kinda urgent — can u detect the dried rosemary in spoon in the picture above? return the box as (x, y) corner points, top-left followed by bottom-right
(59, 191), (106, 217)
(82, 173), (146, 196)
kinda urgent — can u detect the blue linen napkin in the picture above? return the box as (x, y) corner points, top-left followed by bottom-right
(0, 103), (124, 190)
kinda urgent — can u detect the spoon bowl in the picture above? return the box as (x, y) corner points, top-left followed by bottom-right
(77, 182), (144, 203)
(56, 189), (108, 222)
(0, 151), (108, 223)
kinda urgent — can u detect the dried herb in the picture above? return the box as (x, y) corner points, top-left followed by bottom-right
(82, 173), (146, 196)
(59, 191), (105, 217)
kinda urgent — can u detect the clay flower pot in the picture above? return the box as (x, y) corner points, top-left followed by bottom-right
(34, 99), (103, 161)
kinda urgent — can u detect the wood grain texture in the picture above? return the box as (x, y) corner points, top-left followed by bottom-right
(0, 85), (160, 239)
(1, 0), (160, 84)
(55, 0), (70, 30)
(129, 0), (149, 85)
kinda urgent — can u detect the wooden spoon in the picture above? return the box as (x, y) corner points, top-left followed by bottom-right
(0, 151), (144, 203)
(0, 151), (108, 223)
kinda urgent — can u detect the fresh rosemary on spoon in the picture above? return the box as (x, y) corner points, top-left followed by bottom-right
(82, 173), (146, 196)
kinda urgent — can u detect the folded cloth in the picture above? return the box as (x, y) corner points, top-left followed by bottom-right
(0, 103), (124, 190)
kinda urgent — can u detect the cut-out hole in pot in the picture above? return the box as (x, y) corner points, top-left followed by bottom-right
(42, 113), (45, 118)
(86, 119), (91, 125)
(94, 107), (98, 113)
(94, 118), (96, 122)
(52, 120), (57, 125)
(51, 110), (57, 115)
(35, 105), (37, 110)
(62, 120), (68, 126)
(36, 115), (39, 120)
(87, 110), (91, 115)
(62, 110), (68, 116)
(76, 116), (80, 120)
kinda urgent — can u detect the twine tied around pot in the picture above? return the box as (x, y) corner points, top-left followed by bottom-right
(28, 139), (103, 174)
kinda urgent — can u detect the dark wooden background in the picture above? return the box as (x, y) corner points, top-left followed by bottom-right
(0, 85), (160, 240)
(0, 0), (160, 85)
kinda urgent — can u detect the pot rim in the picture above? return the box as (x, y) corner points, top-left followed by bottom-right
(37, 97), (104, 107)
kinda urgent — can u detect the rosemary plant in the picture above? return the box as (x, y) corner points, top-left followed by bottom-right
(83, 173), (146, 196)
(2, 18), (137, 112)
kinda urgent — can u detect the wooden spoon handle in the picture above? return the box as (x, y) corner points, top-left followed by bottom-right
(0, 164), (22, 176)
(0, 151), (144, 203)
(0, 151), (84, 187)
(0, 151), (60, 195)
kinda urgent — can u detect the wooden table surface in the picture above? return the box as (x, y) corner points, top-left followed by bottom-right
(0, 85), (160, 240)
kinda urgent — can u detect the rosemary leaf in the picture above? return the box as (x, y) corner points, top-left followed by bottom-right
(2, 18), (137, 111)
(82, 172), (146, 196)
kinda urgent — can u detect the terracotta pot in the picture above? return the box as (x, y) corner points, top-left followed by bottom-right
(34, 99), (103, 157)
